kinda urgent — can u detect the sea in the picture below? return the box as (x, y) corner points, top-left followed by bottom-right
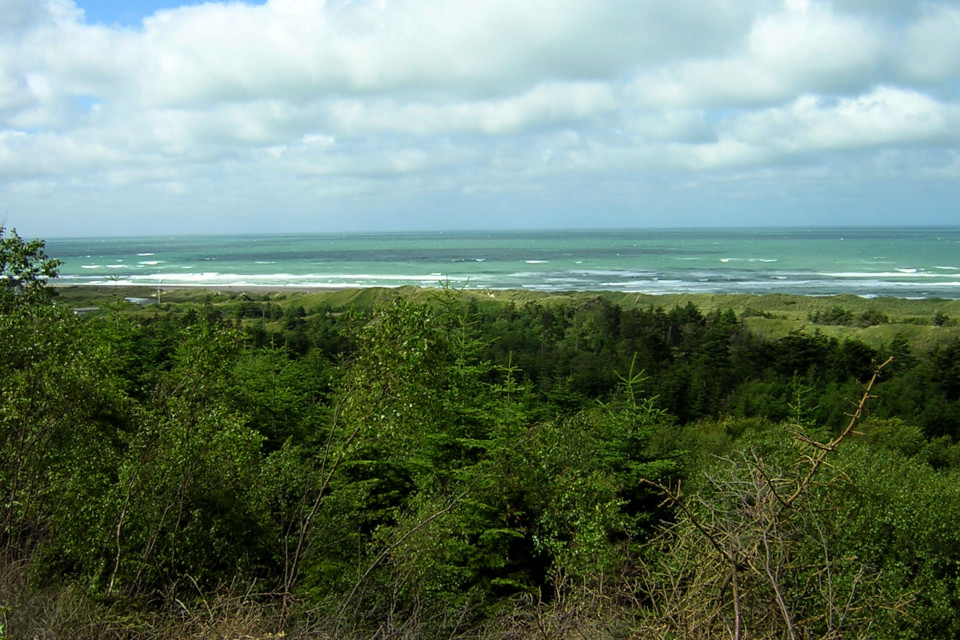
(45, 227), (960, 299)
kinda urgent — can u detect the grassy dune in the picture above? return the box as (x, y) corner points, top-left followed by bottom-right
(55, 284), (960, 350)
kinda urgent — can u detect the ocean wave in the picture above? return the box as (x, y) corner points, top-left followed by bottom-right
(55, 271), (960, 298)
(542, 278), (591, 285)
(570, 269), (658, 278)
(46, 227), (960, 299)
(819, 271), (959, 278)
(128, 272), (472, 287)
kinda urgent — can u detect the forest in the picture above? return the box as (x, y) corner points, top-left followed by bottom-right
(4, 228), (960, 639)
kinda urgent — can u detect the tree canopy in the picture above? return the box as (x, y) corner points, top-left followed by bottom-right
(0, 226), (62, 311)
(4, 253), (960, 638)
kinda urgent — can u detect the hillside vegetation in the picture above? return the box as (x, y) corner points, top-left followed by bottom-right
(4, 235), (960, 639)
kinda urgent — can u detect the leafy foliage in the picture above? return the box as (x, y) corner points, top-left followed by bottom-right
(0, 227), (62, 311)
(5, 266), (960, 638)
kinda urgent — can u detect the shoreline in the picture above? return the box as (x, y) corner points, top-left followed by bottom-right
(50, 276), (960, 302)
(51, 282), (960, 310)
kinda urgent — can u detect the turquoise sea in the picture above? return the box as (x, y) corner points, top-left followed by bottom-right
(45, 227), (960, 299)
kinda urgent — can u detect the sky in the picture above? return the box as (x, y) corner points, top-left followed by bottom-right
(2, 0), (959, 238)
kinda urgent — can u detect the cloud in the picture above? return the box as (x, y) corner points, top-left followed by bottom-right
(320, 81), (618, 136)
(124, 0), (753, 105)
(2, 0), (960, 235)
(729, 87), (960, 154)
(628, 1), (887, 108)
(899, 3), (960, 85)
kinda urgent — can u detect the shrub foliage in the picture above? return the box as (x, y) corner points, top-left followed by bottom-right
(3, 239), (960, 638)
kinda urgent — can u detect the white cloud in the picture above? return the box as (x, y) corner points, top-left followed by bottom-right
(628, 1), (886, 108)
(117, 0), (757, 106)
(899, 4), (960, 84)
(321, 81), (618, 136)
(2, 0), (960, 235)
(623, 109), (715, 144)
(729, 87), (960, 154)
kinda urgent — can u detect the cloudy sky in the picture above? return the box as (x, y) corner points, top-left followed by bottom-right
(2, 0), (959, 237)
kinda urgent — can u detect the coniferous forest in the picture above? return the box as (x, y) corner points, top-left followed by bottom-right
(4, 229), (960, 639)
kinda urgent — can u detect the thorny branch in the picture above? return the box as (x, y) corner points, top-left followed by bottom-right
(641, 357), (893, 639)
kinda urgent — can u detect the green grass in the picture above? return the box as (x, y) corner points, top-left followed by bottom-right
(53, 285), (960, 350)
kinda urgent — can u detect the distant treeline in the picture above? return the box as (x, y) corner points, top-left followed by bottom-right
(217, 291), (960, 441)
